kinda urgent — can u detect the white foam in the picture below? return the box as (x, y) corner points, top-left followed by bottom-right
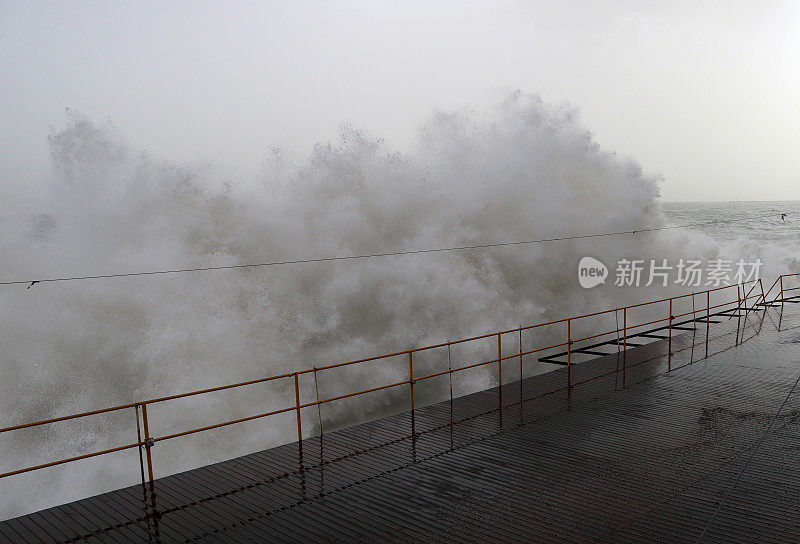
(0, 91), (757, 518)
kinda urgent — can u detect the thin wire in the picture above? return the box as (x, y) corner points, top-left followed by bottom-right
(695, 369), (800, 543)
(0, 215), (774, 288)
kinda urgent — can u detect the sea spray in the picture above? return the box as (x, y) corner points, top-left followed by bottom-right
(0, 91), (762, 518)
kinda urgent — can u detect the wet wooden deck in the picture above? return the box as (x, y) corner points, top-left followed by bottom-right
(2, 305), (799, 543)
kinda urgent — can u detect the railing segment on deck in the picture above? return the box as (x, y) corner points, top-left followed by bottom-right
(1, 274), (796, 489)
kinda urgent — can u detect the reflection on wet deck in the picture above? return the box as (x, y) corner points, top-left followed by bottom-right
(2, 305), (799, 543)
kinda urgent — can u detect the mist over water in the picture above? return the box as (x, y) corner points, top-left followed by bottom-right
(1, 91), (795, 519)
(662, 201), (800, 280)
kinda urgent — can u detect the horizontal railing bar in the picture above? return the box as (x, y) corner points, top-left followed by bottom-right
(0, 369), (302, 433)
(526, 340), (571, 353)
(0, 441), (143, 479)
(571, 328), (623, 344)
(673, 308), (704, 319)
(452, 359), (501, 374)
(626, 316), (670, 330)
(413, 331), (512, 351)
(418, 350), (531, 381)
(531, 307), (619, 326)
(0, 403), (141, 434)
(415, 368), (453, 381)
(145, 372), (296, 405)
(156, 406), (296, 442)
(308, 379), (411, 406)
(521, 345), (553, 357)
(303, 351), (413, 374)
(623, 282), (751, 311)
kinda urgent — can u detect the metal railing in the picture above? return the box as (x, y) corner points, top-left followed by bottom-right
(761, 272), (800, 307)
(0, 275), (785, 487)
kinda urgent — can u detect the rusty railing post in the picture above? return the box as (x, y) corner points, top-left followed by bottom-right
(140, 402), (160, 538)
(567, 319), (572, 391)
(497, 332), (504, 409)
(408, 351), (415, 411)
(293, 371), (307, 499)
(735, 285), (742, 345)
(134, 404), (146, 488)
(668, 298), (673, 359)
(705, 290), (710, 356)
(622, 308), (627, 388)
(497, 333), (502, 387)
(409, 350), (417, 458)
(518, 326), (524, 415)
(447, 342), (454, 445)
(737, 284), (742, 320)
(313, 367), (323, 437)
(140, 403), (155, 484)
(780, 276), (785, 308)
(622, 308), (627, 354)
(134, 404), (156, 537)
(294, 372), (302, 443)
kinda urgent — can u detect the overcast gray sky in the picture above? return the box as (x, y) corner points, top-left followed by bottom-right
(1, 0), (798, 202)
